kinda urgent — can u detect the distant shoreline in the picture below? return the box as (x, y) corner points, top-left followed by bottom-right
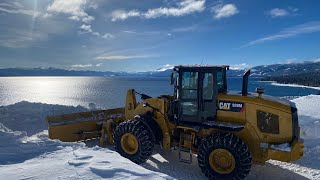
(270, 82), (320, 90)
(261, 72), (320, 89)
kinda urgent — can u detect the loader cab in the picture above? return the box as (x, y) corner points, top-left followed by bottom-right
(171, 65), (229, 124)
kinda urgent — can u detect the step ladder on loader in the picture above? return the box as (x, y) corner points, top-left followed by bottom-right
(178, 131), (195, 164)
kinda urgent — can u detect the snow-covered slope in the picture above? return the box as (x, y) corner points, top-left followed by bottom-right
(0, 96), (320, 179)
(0, 140), (170, 179)
(0, 101), (87, 135)
(0, 103), (170, 180)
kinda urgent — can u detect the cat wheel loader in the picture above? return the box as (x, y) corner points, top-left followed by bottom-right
(47, 65), (304, 179)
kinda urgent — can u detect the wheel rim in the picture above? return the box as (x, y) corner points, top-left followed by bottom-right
(209, 148), (236, 175)
(121, 133), (139, 155)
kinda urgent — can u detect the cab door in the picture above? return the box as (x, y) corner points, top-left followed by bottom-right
(200, 72), (217, 121)
(179, 71), (199, 122)
(179, 70), (217, 123)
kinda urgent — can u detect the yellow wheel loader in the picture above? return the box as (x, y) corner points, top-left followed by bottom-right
(47, 65), (304, 179)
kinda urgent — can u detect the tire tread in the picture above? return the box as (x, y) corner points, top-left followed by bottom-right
(113, 119), (154, 164)
(197, 132), (252, 180)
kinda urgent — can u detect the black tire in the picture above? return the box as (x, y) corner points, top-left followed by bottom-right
(113, 119), (154, 164)
(198, 132), (252, 180)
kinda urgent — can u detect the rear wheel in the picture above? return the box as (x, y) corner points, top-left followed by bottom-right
(198, 132), (252, 180)
(113, 120), (154, 164)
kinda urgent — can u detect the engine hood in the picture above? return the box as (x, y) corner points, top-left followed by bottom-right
(227, 91), (291, 105)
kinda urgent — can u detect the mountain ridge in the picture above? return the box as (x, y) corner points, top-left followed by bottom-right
(1, 61), (319, 77)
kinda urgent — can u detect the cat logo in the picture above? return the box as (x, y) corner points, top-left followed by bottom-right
(219, 102), (231, 110)
(218, 101), (245, 112)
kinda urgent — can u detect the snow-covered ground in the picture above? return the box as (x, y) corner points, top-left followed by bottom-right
(0, 129), (170, 179)
(0, 95), (320, 179)
(0, 103), (170, 180)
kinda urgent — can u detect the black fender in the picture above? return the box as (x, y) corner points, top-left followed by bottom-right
(134, 113), (163, 144)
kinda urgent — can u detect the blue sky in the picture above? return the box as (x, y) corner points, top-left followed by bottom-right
(0, 0), (320, 72)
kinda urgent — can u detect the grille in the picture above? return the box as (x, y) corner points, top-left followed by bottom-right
(257, 110), (279, 134)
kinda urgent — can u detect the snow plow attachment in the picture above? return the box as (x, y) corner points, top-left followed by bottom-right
(47, 108), (125, 142)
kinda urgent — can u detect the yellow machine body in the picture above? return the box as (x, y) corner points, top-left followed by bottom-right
(47, 89), (303, 164)
(47, 65), (304, 179)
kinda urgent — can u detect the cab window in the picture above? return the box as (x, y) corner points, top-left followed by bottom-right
(216, 70), (226, 92)
(203, 73), (213, 100)
(181, 71), (198, 99)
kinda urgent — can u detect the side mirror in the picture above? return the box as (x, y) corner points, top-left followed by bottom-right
(170, 72), (174, 85)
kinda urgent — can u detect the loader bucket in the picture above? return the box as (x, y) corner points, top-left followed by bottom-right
(47, 108), (125, 142)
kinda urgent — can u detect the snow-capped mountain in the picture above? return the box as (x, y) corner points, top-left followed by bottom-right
(250, 61), (320, 76)
(0, 61), (319, 77)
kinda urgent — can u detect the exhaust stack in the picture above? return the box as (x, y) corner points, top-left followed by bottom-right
(242, 70), (251, 96)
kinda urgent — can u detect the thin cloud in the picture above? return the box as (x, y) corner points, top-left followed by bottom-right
(0, 2), (23, 9)
(13, 1), (24, 8)
(71, 63), (102, 68)
(111, 10), (140, 21)
(82, 16), (95, 23)
(122, 30), (162, 36)
(211, 3), (239, 19)
(268, 7), (298, 18)
(79, 24), (115, 39)
(95, 55), (150, 60)
(80, 24), (92, 32)
(121, 25), (197, 37)
(144, 0), (205, 19)
(0, 2), (40, 17)
(122, 30), (139, 34)
(171, 25), (197, 32)
(242, 21), (320, 47)
(47, 1), (110, 40)
(47, 0), (95, 23)
(79, 24), (100, 36)
(0, 3), (13, 8)
(102, 33), (115, 39)
(0, 29), (47, 48)
(0, 7), (40, 17)
(111, 0), (205, 21)
(269, 8), (288, 17)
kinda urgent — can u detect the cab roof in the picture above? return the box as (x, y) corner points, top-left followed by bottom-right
(174, 65), (229, 71)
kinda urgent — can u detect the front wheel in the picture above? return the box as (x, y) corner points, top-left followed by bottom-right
(198, 132), (252, 180)
(113, 120), (154, 164)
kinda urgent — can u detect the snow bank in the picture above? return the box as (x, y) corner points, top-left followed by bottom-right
(0, 140), (170, 179)
(292, 95), (320, 120)
(0, 101), (87, 135)
(0, 103), (170, 179)
(274, 95), (320, 179)
(292, 95), (320, 139)
(0, 123), (81, 165)
(0, 96), (320, 179)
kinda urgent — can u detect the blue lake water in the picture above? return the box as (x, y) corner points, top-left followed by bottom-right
(0, 76), (319, 109)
